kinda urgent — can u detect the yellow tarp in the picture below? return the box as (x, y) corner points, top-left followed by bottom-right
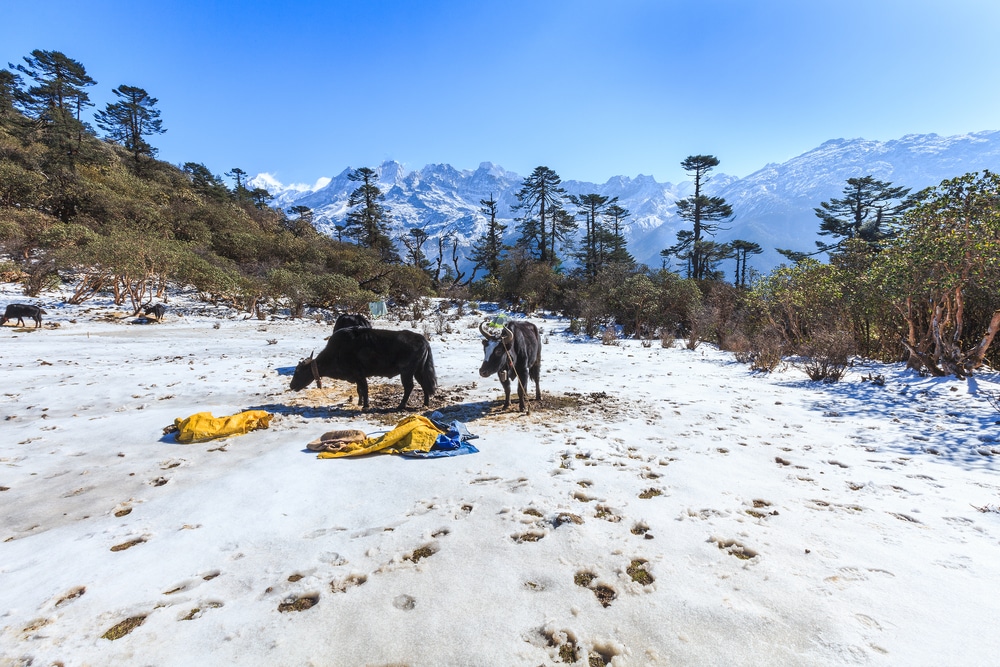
(173, 410), (273, 443)
(317, 415), (443, 458)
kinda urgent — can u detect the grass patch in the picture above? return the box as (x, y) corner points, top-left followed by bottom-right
(101, 616), (146, 640)
(627, 560), (654, 585)
(638, 488), (662, 499)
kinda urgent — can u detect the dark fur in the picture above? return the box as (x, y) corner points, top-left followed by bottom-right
(142, 303), (166, 321)
(479, 321), (541, 411)
(1, 304), (46, 328)
(333, 313), (371, 331)
(290, 327), (437, 410)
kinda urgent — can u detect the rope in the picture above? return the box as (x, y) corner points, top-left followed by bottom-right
(310, 358), (323, 389)
(501, 339), (532, 415)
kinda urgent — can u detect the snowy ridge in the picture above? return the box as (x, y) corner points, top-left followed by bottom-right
(256, 131), (1000, 275)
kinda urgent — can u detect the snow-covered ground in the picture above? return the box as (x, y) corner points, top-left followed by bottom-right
(2, 285), (999, 666)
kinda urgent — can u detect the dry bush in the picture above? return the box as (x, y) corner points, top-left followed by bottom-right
(601, 327), (619, 346)
(798, 329), (854, 382)
(749, 327), (785, 373)
(726, 331), (753, 363)
(660, 329), (675, 348)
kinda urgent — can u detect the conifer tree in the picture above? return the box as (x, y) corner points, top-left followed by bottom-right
(94, 84), (165, 162)
(512, 166), (566, 263)
(778, 176), (914, 262)
(569, 193), (617, 280)
(469, 193), (506, 277)
(344, 166), (398, 262)
(11, 50), (97, 173)
(603, 203), (634, 266)
(664, 155), (733, 280)
(729, 239), (763, 287)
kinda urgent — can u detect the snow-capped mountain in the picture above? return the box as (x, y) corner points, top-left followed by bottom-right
(255, 131), (1000, 276)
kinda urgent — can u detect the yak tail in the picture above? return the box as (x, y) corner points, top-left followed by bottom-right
(420, 343), (438, 394)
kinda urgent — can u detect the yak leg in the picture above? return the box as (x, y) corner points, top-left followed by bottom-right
(398, 373), (415, 410)
(500, 374), (512, 409)
(356, 377), (370, 410)
(530, 362), (541, 400)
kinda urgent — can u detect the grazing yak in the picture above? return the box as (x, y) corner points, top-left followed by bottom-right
(290, 327), (436, 411)
(479, 319), (541, 411)
(1, 304), (46, 328)
(333, 313), (371, 331)
(142, 303), (166, 321)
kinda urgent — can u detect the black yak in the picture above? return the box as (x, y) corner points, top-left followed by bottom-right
(1, 304), (46, 328)
(333, 313), (371, 331)
(290, 327), (436, 410)
(142, 303), (166, 321)
(479, 320), (541, 411)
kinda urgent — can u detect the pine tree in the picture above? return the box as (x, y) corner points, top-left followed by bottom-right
(603, 203), (634, 266)
(569, 193), (617, 280)
(666, 155), (733, 280)
(512, 166), (566, 263)
(469, 193), (506, 277)
(344, 167), (398, 262)
(778, 176), (914, 262)
(729, 239), (763, 287)
(94, 84), (165, 162)
(815, 176), (913, 251)
(11, 50), (97, 168)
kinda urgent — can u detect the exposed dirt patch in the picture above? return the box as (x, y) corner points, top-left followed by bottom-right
(290, 379), (637, 426)
(278, 593), (319, 612)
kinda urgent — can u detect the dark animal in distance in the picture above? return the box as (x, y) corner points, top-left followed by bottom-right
(479, 320), (541, 411)
(290, 327), (436, 411)
(333, 313), (371, 331)
(142, 303), (166, 321)
(1, 304), (46, 328)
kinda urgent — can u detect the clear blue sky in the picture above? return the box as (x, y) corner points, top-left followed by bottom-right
(4, 0), (999, 188)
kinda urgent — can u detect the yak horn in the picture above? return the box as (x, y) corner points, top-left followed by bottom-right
(479, 320), (500, 340)
(501, 326), (514, 343)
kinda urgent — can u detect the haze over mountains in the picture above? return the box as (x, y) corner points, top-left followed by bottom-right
(252, 131), (1000, 276)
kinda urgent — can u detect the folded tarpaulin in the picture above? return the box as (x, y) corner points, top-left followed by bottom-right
(173, 410), (273, 443)
(368, 300), (388, 320)
(316, 415), (478, 458)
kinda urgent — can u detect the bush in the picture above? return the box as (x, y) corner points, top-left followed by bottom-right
(798, 329), (854, 382)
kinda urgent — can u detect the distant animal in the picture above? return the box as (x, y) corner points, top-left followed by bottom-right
(333, 313), (371, 331)
(479, 319), (541, 411)
(1, 304), (46, 328)
(142, 303), (166, 321)
(290, 327), (437, 411)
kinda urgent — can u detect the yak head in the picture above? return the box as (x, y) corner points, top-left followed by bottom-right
(479, 320), (514, 379)
(289, 351), (322, 391)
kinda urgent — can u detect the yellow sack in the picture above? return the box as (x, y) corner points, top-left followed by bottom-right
(173, 410), (273, 443)
(317, 415), (443, 458)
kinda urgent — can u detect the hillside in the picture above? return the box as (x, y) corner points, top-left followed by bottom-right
(256, 131), (1000, 274)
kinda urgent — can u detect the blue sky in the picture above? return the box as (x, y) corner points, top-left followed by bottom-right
(4, 0), (999, 189)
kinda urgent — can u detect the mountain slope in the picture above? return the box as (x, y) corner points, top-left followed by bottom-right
(252, 131), (1000, 276)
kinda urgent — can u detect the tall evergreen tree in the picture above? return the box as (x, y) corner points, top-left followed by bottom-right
(778, 176), (914, 262)
(665, 155), (733, 280)
(344, 166), (398, 262)
(603, 203), (634, 266)
(729, 239), (763, 287)
(512, 166), (566, 263)
(569, 193), (617, 280)
(226, 167), (249, 202)
(469, 193), (506, 277)
(12, 50), (96, 156)
(0, 68), (21, 120)
(285, 205), (315, 236)
(94, 84), (165, 162)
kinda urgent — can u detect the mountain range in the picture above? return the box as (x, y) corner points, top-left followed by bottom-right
(250, 131), (1000, 277)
